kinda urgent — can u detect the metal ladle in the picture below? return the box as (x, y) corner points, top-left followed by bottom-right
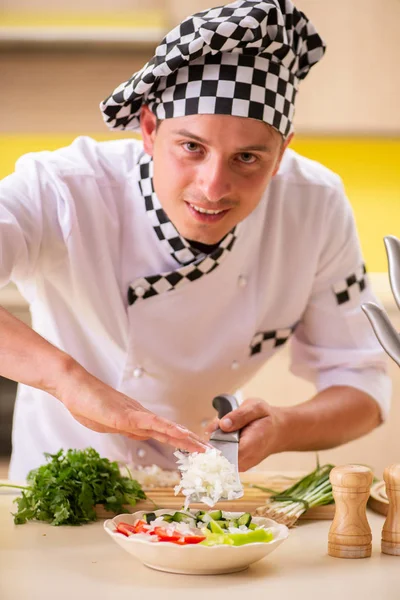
(362, 236), (400, 367)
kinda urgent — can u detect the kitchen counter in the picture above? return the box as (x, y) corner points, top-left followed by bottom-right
(1, 493), (399, 600)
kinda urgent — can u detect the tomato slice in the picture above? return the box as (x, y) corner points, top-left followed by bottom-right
(181, 534), (206, 544)
(116, 520), (153, 536)
(116, 522), (138, 537)
(153, 526), (185, 544)
(116, 522), (206, 545)
(153, 527), (206, 545)
(132, 519), (152, 534)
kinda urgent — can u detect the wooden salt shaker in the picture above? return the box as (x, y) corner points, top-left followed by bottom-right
(328, 465), (373, 558)
(381, 464), (400, 555)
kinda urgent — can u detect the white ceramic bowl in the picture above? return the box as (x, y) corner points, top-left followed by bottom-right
(104, 509), (289, 575)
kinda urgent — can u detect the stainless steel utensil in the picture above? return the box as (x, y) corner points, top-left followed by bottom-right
(209, 394), (242, 494)
(362, 235), (400, 367)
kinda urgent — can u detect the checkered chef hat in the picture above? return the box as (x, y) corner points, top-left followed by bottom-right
(100, 0), (326, 138)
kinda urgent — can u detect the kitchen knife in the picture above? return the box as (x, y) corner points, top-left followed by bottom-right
(385, 235), (400, 311)
(362, 235), (400, 368)
(209, 394), (243, 495)
(362, 302), (400, 368)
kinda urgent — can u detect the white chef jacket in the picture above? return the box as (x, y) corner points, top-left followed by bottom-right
(0, 136), (391, 480)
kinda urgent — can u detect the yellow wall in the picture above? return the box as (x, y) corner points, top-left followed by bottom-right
(0, 135), (399, 272)
(291, 138), (400, 273)
(0, 11), (165, 28)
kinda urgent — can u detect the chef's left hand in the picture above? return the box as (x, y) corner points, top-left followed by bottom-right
(204, 398), (284, 471)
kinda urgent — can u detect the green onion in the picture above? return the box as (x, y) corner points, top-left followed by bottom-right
(253, 463), (335, 527)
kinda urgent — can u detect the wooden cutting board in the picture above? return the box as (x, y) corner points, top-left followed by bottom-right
(96, 470), (336, 521)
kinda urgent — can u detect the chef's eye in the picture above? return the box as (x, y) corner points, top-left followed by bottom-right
(184, 142), (201, 153)
(238, 152), (257, 164)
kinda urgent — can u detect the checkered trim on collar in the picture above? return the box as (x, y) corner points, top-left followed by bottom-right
(128, 235), (236, 305)
(129, 152), (238, 306)
(333, 264), (367, 305)
(100, 0), (325, 139)
(250, 325), (296, 356)
(138, 152), (199, 265)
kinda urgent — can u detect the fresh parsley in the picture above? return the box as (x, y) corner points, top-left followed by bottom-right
(1, 447), (146, 526)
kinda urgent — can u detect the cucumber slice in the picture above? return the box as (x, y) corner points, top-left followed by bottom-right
(208, 510), (223, 520)
(143, 512), (157, 524)
(237, 513), (252, 527)
(216, 520), (229, 529)
(195, 510), (207, 523)
(161, 514), (174, 523)
(171, 511), (197, 525)
(249, 523), (257, 530)
(207, 520), (225, 534)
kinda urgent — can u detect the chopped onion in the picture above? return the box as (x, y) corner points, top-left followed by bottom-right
(174, 448), (243, 509)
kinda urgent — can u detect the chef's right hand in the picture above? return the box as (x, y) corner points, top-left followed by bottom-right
(55, 360), (211, 454)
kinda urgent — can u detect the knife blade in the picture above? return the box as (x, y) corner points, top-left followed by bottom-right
(362, 301), (400, 368)
(209, 394), (243, 496)
(385, 235), (400, 311)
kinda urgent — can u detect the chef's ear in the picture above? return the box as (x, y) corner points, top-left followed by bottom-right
(140, 105), (158, 155)
(272, 132), (294, 177)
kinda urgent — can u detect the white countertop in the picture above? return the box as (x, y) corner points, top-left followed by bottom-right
(0, 494), (399, 600)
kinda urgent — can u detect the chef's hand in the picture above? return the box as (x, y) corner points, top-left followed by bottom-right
(204, 398), (283, 471)
(56, 362), (211, 454)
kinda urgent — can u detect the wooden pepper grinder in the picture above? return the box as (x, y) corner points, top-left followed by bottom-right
(381, 464), (400, 555)
(328, 465), (373, 558)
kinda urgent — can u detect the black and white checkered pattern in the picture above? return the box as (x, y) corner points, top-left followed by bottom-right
(100, 0), (325, 139)
(128, 153), (238, 306)
(138, 153), (200, 265)
(333, 264), (367, 305)
(152, 53), (297, 138)
(250, 325), (295, 356)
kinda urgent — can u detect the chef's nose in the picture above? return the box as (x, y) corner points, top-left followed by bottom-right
(197, 158), (232, 204)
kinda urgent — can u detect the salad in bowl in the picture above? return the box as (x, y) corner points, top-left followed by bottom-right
(104, 508), (289, 574)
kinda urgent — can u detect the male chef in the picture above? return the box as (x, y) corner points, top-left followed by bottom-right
(0, 0), (391, 479)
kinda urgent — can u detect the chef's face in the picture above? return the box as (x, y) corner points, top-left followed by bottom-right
(140, 105), (292, 245)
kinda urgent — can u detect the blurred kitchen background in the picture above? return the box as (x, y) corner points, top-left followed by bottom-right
(0, 0), (399, 479)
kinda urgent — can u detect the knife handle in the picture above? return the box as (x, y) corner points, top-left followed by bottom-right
(212, 394), (240, 442)
(212, 394), (240, 418)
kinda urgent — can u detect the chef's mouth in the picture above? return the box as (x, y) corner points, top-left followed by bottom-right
(185, 201), (231, 223)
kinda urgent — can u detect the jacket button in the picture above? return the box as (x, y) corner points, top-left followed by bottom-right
(238, 275), (247, 288)
(135, 286), (146, 297)
(133, 367), (144, 378)
(231, 360), (240, 370)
